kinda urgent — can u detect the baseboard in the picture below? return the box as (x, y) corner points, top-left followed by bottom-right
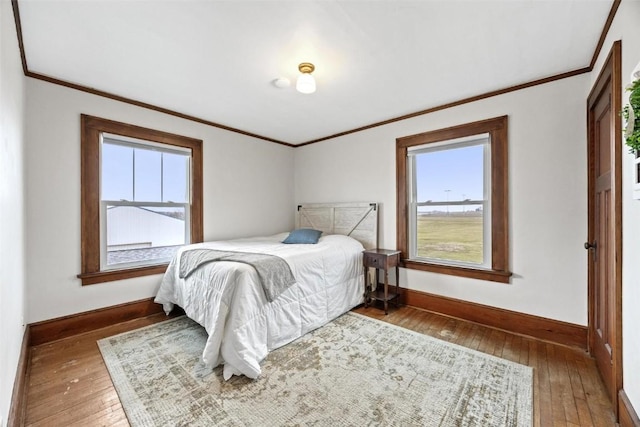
(400, 287), (587, 349)
(8, 325), (30, 427)
(29, 297), (167, 346)
(619, 389), (640, 427)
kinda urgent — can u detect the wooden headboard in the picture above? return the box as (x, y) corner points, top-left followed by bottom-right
(296, 202), (378, 249)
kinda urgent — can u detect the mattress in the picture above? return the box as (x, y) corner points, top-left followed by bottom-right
(154, 232), (365, 379)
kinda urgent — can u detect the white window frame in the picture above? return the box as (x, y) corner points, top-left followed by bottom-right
(407, 134), (492, 270)
(99, 133), (192, 270)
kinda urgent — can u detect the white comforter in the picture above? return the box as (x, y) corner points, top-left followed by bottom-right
(154, 233), (364, 380)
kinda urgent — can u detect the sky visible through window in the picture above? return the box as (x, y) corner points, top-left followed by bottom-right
(415, 143), (484, 213)
(102, 143), (189, 203)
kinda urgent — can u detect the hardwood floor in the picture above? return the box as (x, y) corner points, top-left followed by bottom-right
(23, 306), (617, 426)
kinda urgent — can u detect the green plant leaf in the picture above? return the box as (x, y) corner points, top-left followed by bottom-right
(624, 80), (640, 153)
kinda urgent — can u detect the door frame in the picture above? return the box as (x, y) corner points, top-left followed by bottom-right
(586, 40), (623, 414)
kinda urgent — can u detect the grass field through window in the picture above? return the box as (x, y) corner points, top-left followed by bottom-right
(416, 214), (484, 264)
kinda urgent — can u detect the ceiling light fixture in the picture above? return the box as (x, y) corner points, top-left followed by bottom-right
(296, 62), (316, 94)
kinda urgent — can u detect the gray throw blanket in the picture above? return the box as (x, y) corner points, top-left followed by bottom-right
(178, 249), (296, 302)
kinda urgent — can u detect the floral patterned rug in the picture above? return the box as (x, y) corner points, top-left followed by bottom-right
(98, 312), (532, 426)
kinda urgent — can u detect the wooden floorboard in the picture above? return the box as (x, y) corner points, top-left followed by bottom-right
(22, 305), (617, 426)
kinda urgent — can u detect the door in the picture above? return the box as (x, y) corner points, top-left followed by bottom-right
(586, 41), (622, 413)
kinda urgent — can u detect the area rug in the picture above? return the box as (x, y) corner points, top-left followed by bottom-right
(98, 313), (532, 426)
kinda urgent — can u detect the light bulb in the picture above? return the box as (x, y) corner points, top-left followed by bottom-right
(296, 73), (316, 94)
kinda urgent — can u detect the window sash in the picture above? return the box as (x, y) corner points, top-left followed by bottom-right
(100, 134), (192, 204)
(407, 138), (492, 269)
(99, 133), (193, 270)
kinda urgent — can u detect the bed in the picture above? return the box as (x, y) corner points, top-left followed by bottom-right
(154, 202), (378, 380)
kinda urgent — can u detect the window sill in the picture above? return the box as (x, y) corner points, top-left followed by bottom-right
(77, 264), (168, 285)
(402, 259), (511, 284)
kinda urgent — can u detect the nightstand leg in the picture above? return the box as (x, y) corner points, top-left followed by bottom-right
(375, 268), (379, 293)
(364, 266), (369, 308)
(384, 269), (389, 315)
(395, 265), (400, 308)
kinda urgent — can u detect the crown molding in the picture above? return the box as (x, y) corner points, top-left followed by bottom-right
(590, 0), (621, 70)
(27, 70), (295, 147)
(11, 0), (620, 147)
(298, 67), (591, 146)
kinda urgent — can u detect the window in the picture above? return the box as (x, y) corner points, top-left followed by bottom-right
(101, 135), (191, 269)
(396, 116), (510, 283)
(79, 115), (203, 285)
(408, 136), (490, 267)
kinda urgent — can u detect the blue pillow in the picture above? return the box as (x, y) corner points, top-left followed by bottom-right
(282, 229), (323, 244)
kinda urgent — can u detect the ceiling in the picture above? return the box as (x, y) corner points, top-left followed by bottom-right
(17, 0), (614, 145)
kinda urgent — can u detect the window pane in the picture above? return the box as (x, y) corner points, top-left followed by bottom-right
(162, 152), (189, 203)
(102, 143), (133, 201)
(416, 209), (484, 264)
(414, 143), (485, 265)
(415, 144), (484, 204)
(134, 148), (162, 202)
(105, 205), (186, 267)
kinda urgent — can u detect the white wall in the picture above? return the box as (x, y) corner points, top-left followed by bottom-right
(25, 79), (295, 323)
(0, 0), (27, 424)
(590, 0), (640, 416)
(295, 74), (589, 326)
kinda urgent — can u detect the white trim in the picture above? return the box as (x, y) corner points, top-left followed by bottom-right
(98, 133), (193, 270)
(482, 138), (492, 265)
(407, 133), (490, 156)
(102, 132), (191, 155)
(408, 155), (418, 257)
(633, 152), (640, 200)
(407, 135), (492, 269)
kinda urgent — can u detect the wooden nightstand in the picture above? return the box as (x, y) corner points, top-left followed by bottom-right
(363, 249), (401, 314)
